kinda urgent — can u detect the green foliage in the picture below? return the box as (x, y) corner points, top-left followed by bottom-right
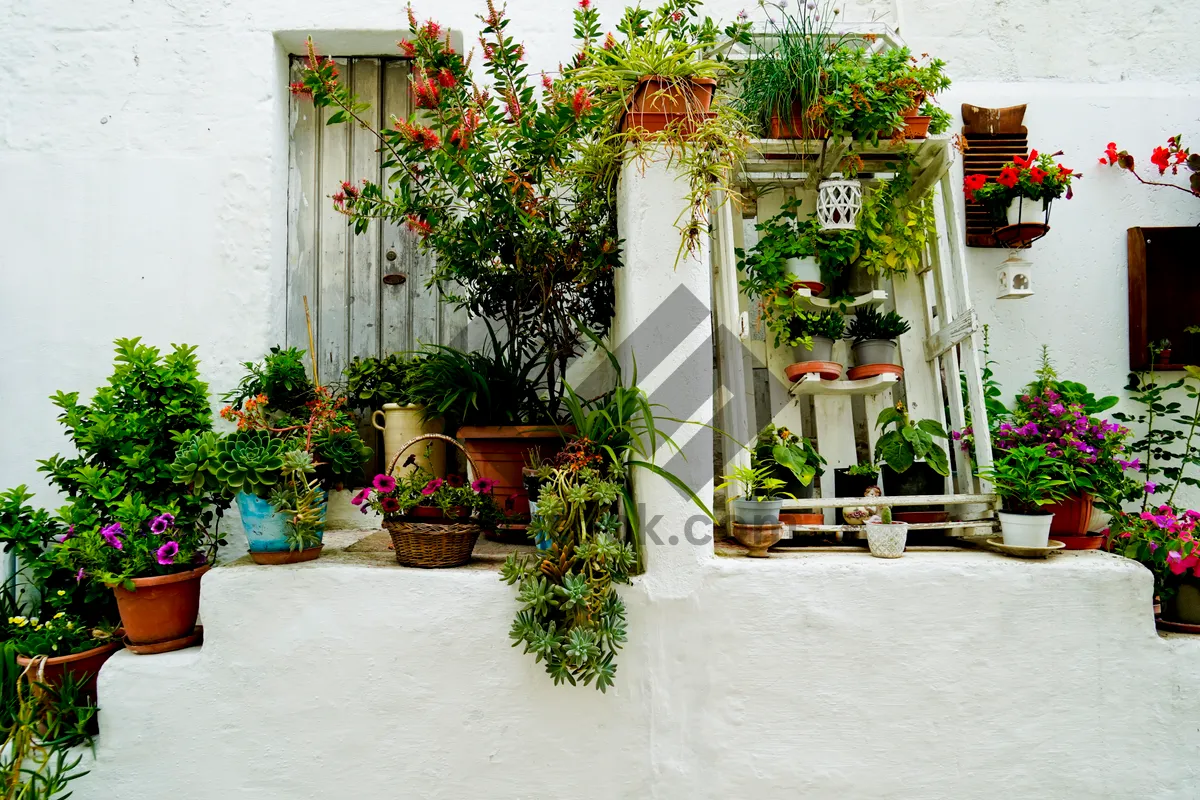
(846, 306), (911, 343)
(735, 0), (857, 137)
(717, 464), (789, 501)
(922, 101), (953, 136)
(1113, 355), (1200, 508)
(406, 345), (549, 430)
(874, 403), (949, 477)
(296, 6), (619, 420)
(846, 461), (879, 478)
(501, 466), (636, 693)
(37, 338), (225, 585)
(222, 346), (313, 415)
(2, 612), (118, 660)
(212, 431), (288, 497)
(342, 353), (422, 410)
(854, 161), (937, 278)
(752, 423), (826, 492)
(781, 309), (845, 350)
(978, 444), (1071, 514)
(737, 200), (858, 299)
(816, 47), (949, 143)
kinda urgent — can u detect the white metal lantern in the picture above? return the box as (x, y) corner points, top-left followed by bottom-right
(996, 252), (1033, 300)
(817, 179), (862, 231)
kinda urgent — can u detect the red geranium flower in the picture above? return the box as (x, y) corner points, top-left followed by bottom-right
(1151, 146), (1171, 174)
(997, 166), (1020, 188)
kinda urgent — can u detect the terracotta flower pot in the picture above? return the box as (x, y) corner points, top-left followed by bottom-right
(1044, 493), (1094, 537)
(112, 564), (209, 653)
(893, 510), (949, 524)
(408, 505), (469, 522)
(456, 425), (570, 520)
(902, 115), (932, 139)
(780, 512), (824, 526)
(17, 641), (123, 706)
(769, 101), (829, 139)
(621, 76), (717, 134)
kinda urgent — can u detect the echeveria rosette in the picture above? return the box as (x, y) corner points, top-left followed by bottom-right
(992, 387), (1136, 512)
(213, 430), (288, 498)
(1110, 506), (1200, 601)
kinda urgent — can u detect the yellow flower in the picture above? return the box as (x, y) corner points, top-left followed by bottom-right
(10, 616), (27, 627)
(66, 622), (74, 630)
(53, 612), (65, 619)
(56, 590), (66, 597)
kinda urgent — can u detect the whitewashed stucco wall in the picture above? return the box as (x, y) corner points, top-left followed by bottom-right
(2, 2), (1200, 798)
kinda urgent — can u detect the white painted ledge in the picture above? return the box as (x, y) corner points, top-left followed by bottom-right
(77, 530), (1200, 799)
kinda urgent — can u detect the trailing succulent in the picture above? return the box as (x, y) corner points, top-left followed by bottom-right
(501, 461), (635, 693)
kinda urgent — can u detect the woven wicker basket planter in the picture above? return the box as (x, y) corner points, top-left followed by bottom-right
(384, 519), (481, 568)
(383, 433), (485, 568)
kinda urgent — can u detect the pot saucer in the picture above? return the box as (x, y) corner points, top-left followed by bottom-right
(847, 363), (905, 381)
(249, 545), (323, 565)
(124, 625), (204, 655)
(785, 361), (843, 382)
(1155, 617), (1200, 635)
(986, 538), (1066, 559)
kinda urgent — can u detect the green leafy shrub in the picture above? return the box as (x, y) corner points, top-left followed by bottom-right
(978, 444), (1071, 514)
(753, 424), (826, 492)
(222, 346), (314, 415)
(846, 306), (911, 343)
(874, 402), (949, 476)
(343, 353), (422, 410)
(782, 309), (845, 349)
(406, 345), (548, 429)
(39, 338), (227, 585)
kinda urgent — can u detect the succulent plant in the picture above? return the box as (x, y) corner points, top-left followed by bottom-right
(214, 430), (287, 498)
(170, 431), (223, 494)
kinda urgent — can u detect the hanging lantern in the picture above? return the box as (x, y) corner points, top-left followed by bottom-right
(817, 179), (862, 231)
(996, 251), (1033, 300)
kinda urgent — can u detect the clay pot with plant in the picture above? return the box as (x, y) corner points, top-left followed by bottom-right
(874, 402), (950, 504)
(718, 465), (790, 525)
(781, 309), (846, 382)
(846, 307), (911, 380)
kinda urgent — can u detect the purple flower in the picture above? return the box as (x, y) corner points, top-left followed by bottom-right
(372, 474), (397, 493)
(350, 488), (371, 506)
(1145, 482), (1158, 495)
(1149, 541), (1159, 552)
(56, 524), (75, 544)
(421, 478), (444, 496)
(1048, 403), (1065, 416)
(156, 540), (180, 566)
(950, 430), (962, 441)
(471, 477), (498, 494)
(149, 513), (175, 535)
(100, 523), (123, 550)
(75, 568), (85, 583)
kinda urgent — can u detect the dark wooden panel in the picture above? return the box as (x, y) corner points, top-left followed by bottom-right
(1128, 226), (1200, 371)
(961, 105), (1029, 248)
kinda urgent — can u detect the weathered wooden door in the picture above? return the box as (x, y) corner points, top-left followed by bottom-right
(286, 56), (467, 385)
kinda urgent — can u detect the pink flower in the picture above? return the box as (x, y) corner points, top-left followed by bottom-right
(471, 477), (498, 494)
(75, 568), (85, 583)
(351, 488), (371, 506)
(156, 541), (180, 566)
(373, 474), (397, 493)
(1145, 482), (1158, 495)
(421, 478), (444, 496)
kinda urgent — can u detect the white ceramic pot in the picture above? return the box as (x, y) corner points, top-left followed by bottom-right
(865, 522), (908, 558)
(785, 256), (822, 286)
(1006, 195), (1046, 226)
(998, 511), (1054, 548)
(371, 403), (445, 477)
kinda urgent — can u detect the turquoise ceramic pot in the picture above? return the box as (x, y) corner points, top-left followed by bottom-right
(236, 491), (327, 553)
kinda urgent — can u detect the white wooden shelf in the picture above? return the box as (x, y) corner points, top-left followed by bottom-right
(738, 135), (954, 195)
(779, 494), (998, 510)
(789, 373), (899, 397)
(783, 520), (996, 534)
(793, 288), (888, 310)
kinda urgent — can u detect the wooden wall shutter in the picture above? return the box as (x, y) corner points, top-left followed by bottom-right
(286, 56), (467, 385)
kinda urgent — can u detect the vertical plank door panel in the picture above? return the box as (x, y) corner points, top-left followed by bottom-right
(348, 58), (383, 364)
(316, 59), (351, 386)
(380, 59), (413, 355)
(286, 59), (319, 355)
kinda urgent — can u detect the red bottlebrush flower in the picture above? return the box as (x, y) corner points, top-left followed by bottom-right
(289, 81), (313, 98)
(515, 44), (525, 61)
(603, 32), (616, 50)
(407, 5), (418, 29)
(437, 68), (457, 88)
(398, 39), (416, 58)
(542, 73), (554, 92)
(421, 20), (442, 39)
(505, 91), (523, 122)
(1028, 166), (1046, 184)
(1151, 146), (1171, 174)
(332, 192), (347, 206)
(579, 0), (591, 7)
(997, 166), (1020, 188)
(462, 108), (480, 132)
(671, 11), (683, 21)
(405, 215), (433, 237)
(571, 86), (592, 118)
(340, 180), (359, 198)
(482, 43), (497, 61)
